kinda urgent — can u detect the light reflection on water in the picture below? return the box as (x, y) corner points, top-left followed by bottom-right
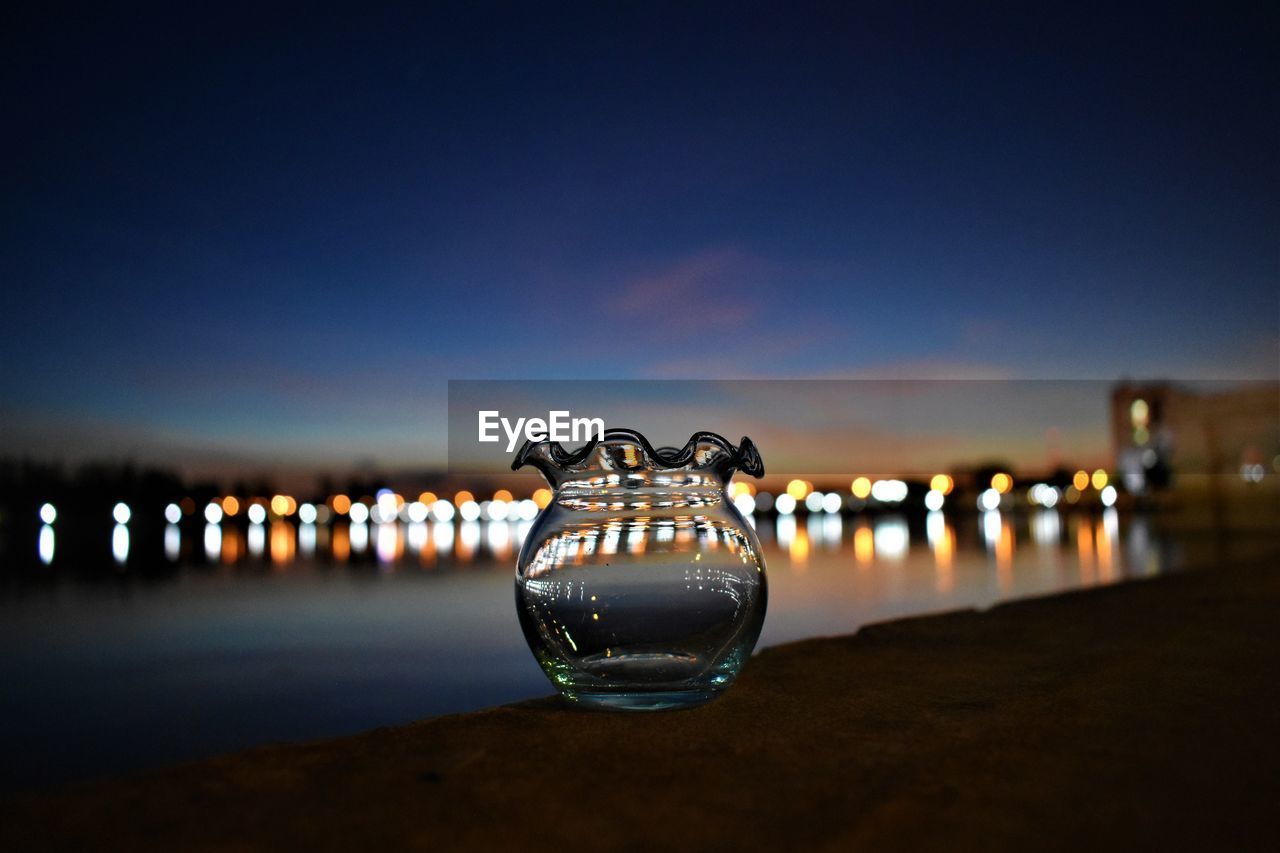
(2, 509), (1179, 790)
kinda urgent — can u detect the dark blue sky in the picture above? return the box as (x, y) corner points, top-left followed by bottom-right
(3, 3), (1276, 471)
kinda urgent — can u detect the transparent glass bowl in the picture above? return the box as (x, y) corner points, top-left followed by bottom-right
(513, 429), (766, 710)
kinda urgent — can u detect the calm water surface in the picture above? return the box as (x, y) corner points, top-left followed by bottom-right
(0, 508), (1183, 789)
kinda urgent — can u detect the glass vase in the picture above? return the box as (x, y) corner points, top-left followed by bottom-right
(513, 428), (766, 710)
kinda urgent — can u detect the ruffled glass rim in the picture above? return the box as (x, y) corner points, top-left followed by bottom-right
(512, 428), (764, 479)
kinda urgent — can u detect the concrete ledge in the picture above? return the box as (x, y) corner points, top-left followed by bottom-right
(4, 558), (1278, 851)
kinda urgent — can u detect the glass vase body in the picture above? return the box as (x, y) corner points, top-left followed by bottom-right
(513, 429), (767, 710)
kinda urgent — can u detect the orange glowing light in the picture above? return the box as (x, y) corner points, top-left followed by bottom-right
(1091, 469), (1108, 490)
(1096, 519), (1114, 581)
(933, 525), (955, 587)
(789, 526), (810, 569)
(270, 495), (290, 516)
(270, 521), (295, 564)
(1129, 398), (1149, 428)
(221, 527), (242, 563)
(332, 524), (350, 561)
(532, 488), (553, 509)
(418, 491), (437, 506)
(996, 521), (1014, 588)
(991, 473), (1013, 494)
(854, 525), (874, 565)
(850, 477), (872, 499)
(455, 490), (475, 506)
(786, 479), (809, 500)
(221, 496), (240, 516)
(493, 489), (513, 503)
(331, 494), (352, 515)
(1073, 470), (1090, 491)
(929, 474), (954, 495)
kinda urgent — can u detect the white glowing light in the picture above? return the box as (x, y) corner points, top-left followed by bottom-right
(164, 503), (182, 524)
(299, 522), (316, 554)
(734, 493), (757, 515)
(874, 518), (909, 560)
(298, 503), (318, 524)
(376, 522), (397, 563)
(405, 501), (428, 523)
(459, 500), (481, 522)
(804, 492), (824, 513)
(821, 492), (843, 514)
(870, 480), (908, 503)
(430, 499), (455, 523)
(204, 503), (224, 524)
(1100, 485), (1117, 507)
(775, 493), (797, 516)
(348, 502), (370, 524)
(376, 490), (398, 523)
(349, 521), (368, 553)
(112, 502), (132, 525)
(165, 524), (180, 561)
(39, 525), (55, 564)
(978, 488), (1001, 512)
(39, 503), (57, 525)
(982, 509), (1002, 549)
(247, 503), (267, 525)
(517, 499), (539, 521)
(247, 521), (265, 555)
(204, 523), (221, 561)
(486, 499), (510, 522)
(1027, 483), (1061, 509)
(112, 524), (130, 563)
(924, 489), (944, 512)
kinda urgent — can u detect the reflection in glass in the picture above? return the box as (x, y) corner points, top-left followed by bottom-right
(405, 521), (427, 556)
(221, 526), (242, 564)
(820, 514), (842, 548)
(349, 522), (368, 554)
(270, 522), (295, 565)
(299, 523), (317, 556)
(204, 523), (221, 562)
(164, 523), (181, 561)
(112, 524), (129, 565)
(1096, 508), (1119, 582)
(982, 510), (1002, 552)
(1032, 509), (1061, 547)
(434, 522), (454, 558)
(874, 517), (909, 561)
(248, 523), (265, 557)
(458, 520), (480, 563)
(854, 524), (874, 566)
(331, 523), (350, 562)
(38, 524), (55, 565)
(376, 523), (398, 565)
(926, 511), (955, 592)
(487, 521), (512, 560)
(1075, 517), (1094, 583)
(775, 515), (796, 548)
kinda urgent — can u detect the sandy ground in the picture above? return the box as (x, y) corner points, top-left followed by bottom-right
(3, 553), (1277, 851)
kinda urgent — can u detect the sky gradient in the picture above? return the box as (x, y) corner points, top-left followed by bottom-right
(3, 3), (1277, 473)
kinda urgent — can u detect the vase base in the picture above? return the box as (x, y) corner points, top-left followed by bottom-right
(568, 689), (721, 711)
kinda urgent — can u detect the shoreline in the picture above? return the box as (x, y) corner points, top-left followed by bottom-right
(4, 551), (1278, 850)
